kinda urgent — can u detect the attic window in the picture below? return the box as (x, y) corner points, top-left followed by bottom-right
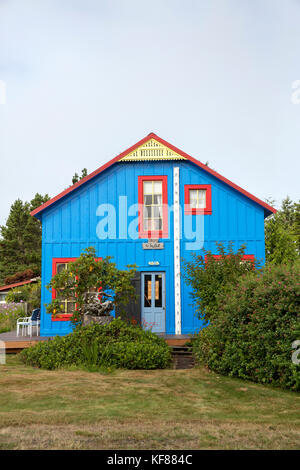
(185, 184), (212, 214)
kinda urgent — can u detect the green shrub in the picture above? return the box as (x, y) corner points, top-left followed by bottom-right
(193, 264), (300, 391)
(20, 318), (172, 370)
(182, 242), (260, 322)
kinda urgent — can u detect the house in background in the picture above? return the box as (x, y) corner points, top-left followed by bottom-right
(31, 133), (276, 337)
(0, 278), (40, 304)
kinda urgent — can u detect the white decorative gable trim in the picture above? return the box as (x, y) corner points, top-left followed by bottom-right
(119, 138), (187, 161)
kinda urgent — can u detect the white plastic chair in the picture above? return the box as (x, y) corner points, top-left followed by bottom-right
(17, 309), (40, 337)
(17, 316), (31, 336)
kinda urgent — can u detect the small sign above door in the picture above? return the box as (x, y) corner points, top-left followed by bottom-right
(143, 239), (164, 250)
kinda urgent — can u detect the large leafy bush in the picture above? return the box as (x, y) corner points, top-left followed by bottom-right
(183, 242), (259, 322)
(193, 263), (300, 391)
(20, 318), (171, 370)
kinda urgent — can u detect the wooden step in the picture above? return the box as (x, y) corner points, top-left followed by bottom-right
(171, 346), (195, 369)
(164, 338), (190, 347)
(172, 354), (195, 370)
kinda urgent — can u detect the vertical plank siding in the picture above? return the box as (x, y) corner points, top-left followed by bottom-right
(40, 160), (265, 336)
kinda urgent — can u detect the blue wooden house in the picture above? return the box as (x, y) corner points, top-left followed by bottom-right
(31, 133), (276, 337)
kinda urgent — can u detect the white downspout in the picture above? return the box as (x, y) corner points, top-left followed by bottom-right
(173, 166), (181, 335)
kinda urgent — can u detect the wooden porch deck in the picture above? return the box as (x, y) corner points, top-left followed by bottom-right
(0, 330), (51, 353)
(0, 331), (191, 353)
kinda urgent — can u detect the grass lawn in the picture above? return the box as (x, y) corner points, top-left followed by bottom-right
(0, 355), (299, 450)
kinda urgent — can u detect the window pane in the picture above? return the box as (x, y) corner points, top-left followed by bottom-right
(155, 274), (162, 307)
(144, 275), (152, 307)
(152, 206), (162, 219)
(56, 263), (67, 274)
(153, 181), (162, 194)
(57, 290), (66, 302)
(153, 194), (162, 205)
(145, 219), (157, 231)
(143, 181), (152, 195)
(189, 189), (206, 208)
(144, 194), (152, 206)
(143, 206), (152, 220)
(148, 219), (155, 231)
(198, 190), (206, 208)
(189, 190), (198, 208)
(67, 301), (76, 313)
(154, 219), (162, 230)
(56, 298), (66, 312)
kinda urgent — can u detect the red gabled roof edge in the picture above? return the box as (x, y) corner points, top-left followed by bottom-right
(31, 132), (276, 217)
(0, 278), (40, 292)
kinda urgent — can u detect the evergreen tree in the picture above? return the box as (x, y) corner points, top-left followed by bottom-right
(72, 168), (88, 185)
(265, 196), (299, 264)
(0, 193), (50, 284)
(293, 201), (300, 253)
(280, 196), (296, 227)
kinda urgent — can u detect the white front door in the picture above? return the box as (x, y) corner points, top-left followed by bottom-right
(141, 272), (166, 333)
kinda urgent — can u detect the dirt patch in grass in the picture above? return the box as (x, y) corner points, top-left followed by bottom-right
(0, 420), (299, 450)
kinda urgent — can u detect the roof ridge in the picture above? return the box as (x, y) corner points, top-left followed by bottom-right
(31, 133), (276, 217)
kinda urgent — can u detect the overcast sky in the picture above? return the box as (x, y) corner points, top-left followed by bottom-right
(0, 0), (300, 225)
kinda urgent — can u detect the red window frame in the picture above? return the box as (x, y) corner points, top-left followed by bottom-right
(184, 184), (212, 214)
(138, 175), (168, 239)
(51, 257), (102, 322)
(52, 258), (77, 321)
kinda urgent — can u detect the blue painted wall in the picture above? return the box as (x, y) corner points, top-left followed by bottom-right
(40, 160), (265, 336)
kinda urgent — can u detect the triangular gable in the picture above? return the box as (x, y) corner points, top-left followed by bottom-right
(31, 132), (276, 217)
(119, 137), (186, 161)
